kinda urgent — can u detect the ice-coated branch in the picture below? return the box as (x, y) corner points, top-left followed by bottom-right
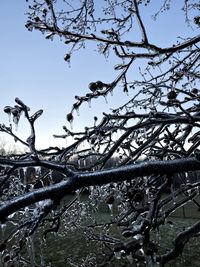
(160, 220), (200, 266)
(1, 156), (200, 220)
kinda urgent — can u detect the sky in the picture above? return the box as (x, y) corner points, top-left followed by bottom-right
(0, 0), (198, 151)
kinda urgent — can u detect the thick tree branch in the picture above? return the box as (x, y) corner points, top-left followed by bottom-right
(1, 156), (200, 220)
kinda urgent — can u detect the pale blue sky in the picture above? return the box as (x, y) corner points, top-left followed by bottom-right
(0, 1), (198, 150)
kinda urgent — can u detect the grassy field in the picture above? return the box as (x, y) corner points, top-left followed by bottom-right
(33, 195), (200, 267)
(2, 195), (200, 266)
(36, 216), (200, 267)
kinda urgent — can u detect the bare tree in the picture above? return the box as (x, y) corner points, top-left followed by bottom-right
(1, 0), (200, 266)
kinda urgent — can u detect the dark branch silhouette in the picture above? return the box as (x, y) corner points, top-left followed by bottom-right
(1, 1), (200, 266)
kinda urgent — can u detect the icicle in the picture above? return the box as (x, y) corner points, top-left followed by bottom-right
(94, 116), (98, 127)
(49, 170), (53, 184)
(39, 244), (45, 267)
(0, 223), (6, 238)
(78, 159), (81, 167)
(25, 207), (29, 217)
(170, 183), (176, 204)
(23, 167), (27, 184)
(187, 188), (192, 195)
(13, 115), (19, 131)
(35, 166), (41, 178)
(75, 189), (81, 202)
(70, 120), (73, 130)
(108, 204), (113, 215)
(27, 237), (36, 267)
(8, 113), (11, 122)
(22, 167), (27, 175)
(104, 95), (108, 104)
(75, 106), (80, 116)
(185, 172), (189, 183)
(83, 159), (86, 167)
(88, 98), (92, 108)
